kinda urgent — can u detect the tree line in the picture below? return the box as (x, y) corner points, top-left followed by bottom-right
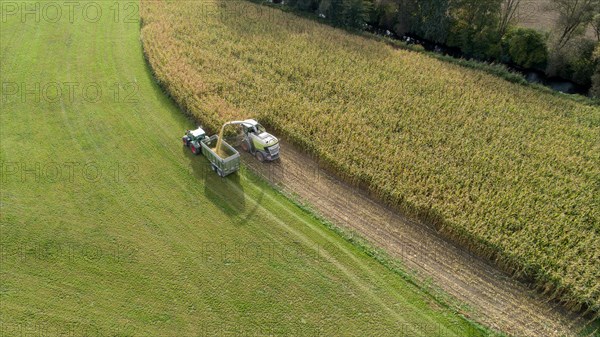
(282, 0), (600, 97)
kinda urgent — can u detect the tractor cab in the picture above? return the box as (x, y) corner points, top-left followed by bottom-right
(187, 127), (207, 141)
(241, 120), (269, 137)
(241, 120), (262, 134)
(182, 127), (208, 155)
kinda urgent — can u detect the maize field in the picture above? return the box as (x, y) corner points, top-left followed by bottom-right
(140, 0), (600, 312)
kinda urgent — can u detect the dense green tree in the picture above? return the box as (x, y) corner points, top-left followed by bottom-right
(447, 0), (503, 59)
(369, 0), (413, 34)
(547, 38), (597, 86)
(319, 0), (344, 26)
(590, 43), (600, 97)
(409, 0), (451, 43)
(287, 0), (320, 11)
(570, 40), (597, 86)
(370, 0), (398, 29)
(504, 28), (548, 68)
(319, 0), (371, 28)
(345, 0), (373, 28)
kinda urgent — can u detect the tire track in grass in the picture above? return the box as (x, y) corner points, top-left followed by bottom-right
(208, 170), (469, 337)
(204, 175), (415, 327)
(252, 179), (475, 336)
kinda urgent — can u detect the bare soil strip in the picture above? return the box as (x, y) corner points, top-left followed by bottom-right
(241, 139), (587, 337)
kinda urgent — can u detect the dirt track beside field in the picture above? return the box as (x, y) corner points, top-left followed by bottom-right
(241, 138), (588, 337)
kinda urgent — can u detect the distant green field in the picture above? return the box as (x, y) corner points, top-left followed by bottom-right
(0, 1), (490, 335)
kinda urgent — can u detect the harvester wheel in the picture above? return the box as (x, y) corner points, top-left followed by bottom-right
(241, 141), (250, 152)
(256, 151), (265, 162)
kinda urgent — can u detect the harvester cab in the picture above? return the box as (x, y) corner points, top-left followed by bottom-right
(238, 119), (280, 162)
(182, 127), (208, 155)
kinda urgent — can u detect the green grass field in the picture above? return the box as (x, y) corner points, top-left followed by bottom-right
(0, 1), (492, 335)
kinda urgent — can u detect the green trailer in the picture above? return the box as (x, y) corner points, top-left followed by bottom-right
(182, 127), (240, 177)
(200, 135), (240, 177)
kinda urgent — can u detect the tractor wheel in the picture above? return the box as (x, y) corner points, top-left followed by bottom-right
(256, 151), (265, 162)
(191, 145), (199, 155)
(182, 137), (188, 146)
(241, 141), (250, 153)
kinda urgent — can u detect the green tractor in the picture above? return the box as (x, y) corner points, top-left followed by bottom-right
(182, 127), (208, 155)
(224, 119), (280, 162)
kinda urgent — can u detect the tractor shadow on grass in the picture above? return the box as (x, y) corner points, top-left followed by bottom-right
(182, 146), (246, 217)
